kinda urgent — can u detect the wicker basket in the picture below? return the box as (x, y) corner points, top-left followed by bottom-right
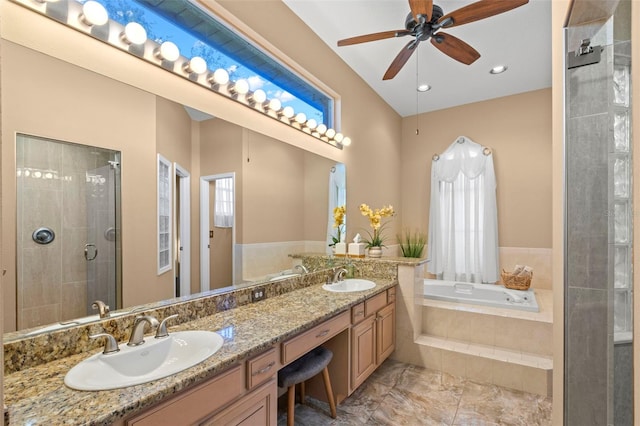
(501, 269), (532, 291)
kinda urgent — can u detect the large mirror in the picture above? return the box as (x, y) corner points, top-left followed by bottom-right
(1, 27), (346, 337)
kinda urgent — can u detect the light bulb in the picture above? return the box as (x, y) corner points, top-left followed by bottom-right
(155, 41), (180, 62)
(295, 112), (307, 124)
(267, 98), (281, 111)
(79, 1), (108, 26)
(121, 22), (147, 45)
(342, 137), (352, 146)
(183, 56), (207, 74)
(316, 124), (327, 135)
(230, 79), (249, 95)
(334, 133), (344, 143)
(209, 68), (229, 85)
(306, 119), (318, 130)
(490, 65), (508, 74)
(282, 106), (294, 119)
(325, 128), (336, 139)
(251, 89), (267, 104)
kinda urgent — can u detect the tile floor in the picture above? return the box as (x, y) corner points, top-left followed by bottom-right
(277, 359), (552, 425)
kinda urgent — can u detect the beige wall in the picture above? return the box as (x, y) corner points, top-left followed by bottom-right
(219, 0), (403, 243)
(400, 88), (552, 250)
(0, 41), (170, 328)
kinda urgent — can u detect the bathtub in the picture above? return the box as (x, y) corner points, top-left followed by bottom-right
(424, 279), (540, 312)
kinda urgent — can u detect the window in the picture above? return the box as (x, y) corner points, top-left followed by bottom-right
(157, 154), (172, 274)
(214, 177), (233, 228)
(102, 0), (334, 126)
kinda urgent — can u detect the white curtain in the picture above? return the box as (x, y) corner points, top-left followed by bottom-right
(427, 136), (499, 283)
(214, 177), (234, 228)
(326, 163), (346, 253)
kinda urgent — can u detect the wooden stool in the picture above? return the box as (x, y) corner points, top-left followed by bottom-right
(277, 346), (337, 426)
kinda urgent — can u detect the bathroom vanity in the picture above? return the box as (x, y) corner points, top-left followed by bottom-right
(3, 271), (399, 425)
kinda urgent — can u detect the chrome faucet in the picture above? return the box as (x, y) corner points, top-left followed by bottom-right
(91, 300), (110, 318)
(294, 264), (309, 274)
(333, 267), (348, 283)
(127, 315), (159, 346)
(90, 333), (120, 355)
(155, 314), (179, 339)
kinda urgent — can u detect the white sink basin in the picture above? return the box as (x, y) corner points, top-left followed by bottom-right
(64, 330), (224, 391)
(322, 279), (376, 293)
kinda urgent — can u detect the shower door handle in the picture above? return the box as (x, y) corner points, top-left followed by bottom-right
(84, 244), (98, 261)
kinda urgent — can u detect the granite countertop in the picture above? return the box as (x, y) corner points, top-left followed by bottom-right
(4, 278), (397, 425)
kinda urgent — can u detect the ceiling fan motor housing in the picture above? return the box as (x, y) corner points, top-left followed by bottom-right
(405, 4), (443, 29)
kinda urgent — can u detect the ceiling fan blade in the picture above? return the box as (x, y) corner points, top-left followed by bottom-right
(437, 0), (528, 28)
(430, 32), (480, 65)
(383, 40), (419, 80)
(409, 0), (433, 22)
(337, 30), (411, 47)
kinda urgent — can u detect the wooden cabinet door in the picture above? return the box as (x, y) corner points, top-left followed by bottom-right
(201, 379), (277, 426)
(351, 316), (376, 390)
(376, 302), (395, 365)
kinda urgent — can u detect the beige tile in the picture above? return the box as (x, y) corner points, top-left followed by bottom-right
(418, 345), (442, 371)
(448, 311), (495, 346)
(521, 365), (552, 397)
(519, 320), (553, 356)
(61, 281), (88, 320)
(491, 360), (523, 391)
(494, 316), (527, 352)
(20, 304), (60, 329)
(441, 350), (469, 377)
(422, 306), (451, 338)
(465, 355), (494, 384)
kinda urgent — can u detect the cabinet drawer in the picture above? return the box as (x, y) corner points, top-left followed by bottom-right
(282, 310), (349, 365)
(364, 292), (387, 318)
(351, 302), (366, 324)
(247, 348), (277, 390)
(387, 286), (397, 304)
(126, 365), (243, 426)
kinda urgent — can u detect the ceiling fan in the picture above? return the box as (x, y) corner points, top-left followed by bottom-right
(337, 0), (529, 80)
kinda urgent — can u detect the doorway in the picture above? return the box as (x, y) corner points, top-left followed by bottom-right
(200, 173), (235, 292)
(174, 163), (190, 297)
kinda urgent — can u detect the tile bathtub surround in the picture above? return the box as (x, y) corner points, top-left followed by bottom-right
(4, 278), (398, 425)
(499, 247), (552, 289)
(282, 359), (552, 425)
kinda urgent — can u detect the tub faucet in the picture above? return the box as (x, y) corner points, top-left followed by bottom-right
(127, 315), (159, 346)
(333, 267), (348, 283)
(294, 264), (309, 274)
(91, 300), (110, 319)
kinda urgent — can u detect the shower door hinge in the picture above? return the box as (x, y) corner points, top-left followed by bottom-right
(567, 39), (601, 69)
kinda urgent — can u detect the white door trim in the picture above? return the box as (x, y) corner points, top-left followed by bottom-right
(200, 172), (235, 292)
(174, 163), (191, 297)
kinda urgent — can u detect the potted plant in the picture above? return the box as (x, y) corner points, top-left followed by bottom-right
(397, 229), (426, 258)
(359, 203), (395, 258)
(328, 205), (346, 250)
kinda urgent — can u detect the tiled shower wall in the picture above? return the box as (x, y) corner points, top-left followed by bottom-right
(565, 13), (633, 425)
(16, 136), (116, 329)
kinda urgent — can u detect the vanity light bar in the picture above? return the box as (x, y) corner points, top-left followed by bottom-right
(19, 0), (351, 148)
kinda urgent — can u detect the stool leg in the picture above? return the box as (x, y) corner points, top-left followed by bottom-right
(321, 367), (337, 419)
(299, 381), (306, 405)
(287, 385), (295, 426)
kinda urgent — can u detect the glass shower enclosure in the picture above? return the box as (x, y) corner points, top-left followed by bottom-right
(15, 134), (121, 330)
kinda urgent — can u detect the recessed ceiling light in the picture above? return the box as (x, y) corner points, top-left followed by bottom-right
(417, 84), (431, 92)
(490, 65), (508, 75)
